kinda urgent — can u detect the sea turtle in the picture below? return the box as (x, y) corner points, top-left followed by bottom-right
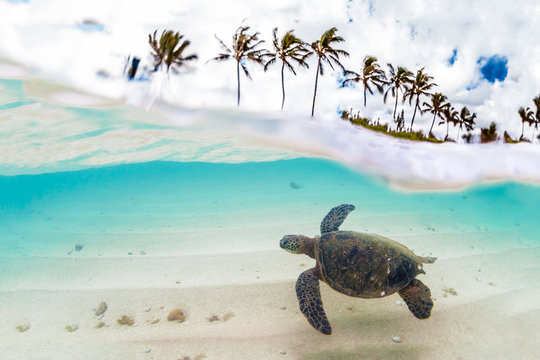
(280, 204), (436, 335)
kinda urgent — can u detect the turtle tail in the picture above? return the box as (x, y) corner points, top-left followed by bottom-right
(418, 256), (437, 264)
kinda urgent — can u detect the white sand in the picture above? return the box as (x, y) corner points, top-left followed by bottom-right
(1, 243), (539, 360)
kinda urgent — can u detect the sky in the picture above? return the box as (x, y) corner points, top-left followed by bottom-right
(0, 0), (539, 139)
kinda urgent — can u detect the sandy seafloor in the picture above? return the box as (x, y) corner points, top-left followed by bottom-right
(1, 77), (540, 360)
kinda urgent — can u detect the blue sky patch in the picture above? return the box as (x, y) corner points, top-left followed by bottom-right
(409, 25), (417, 40)
(478, 55), (508, 83)
(337, 72), (355, 88)
(448, 49), (458, 66)
(76, 21), (105, 33)
(466, 83), (479, 91)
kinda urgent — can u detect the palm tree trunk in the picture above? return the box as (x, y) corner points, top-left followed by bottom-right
(393, 88), (399, 120)
(429, 113), (437, 135)
(520, 121), (525, 140)
(281, 61), (286, 110)
(410, 96), (419, 131)
(236, 61), (241, 107)
(363, 86), (367, 107)
(457, 125), (461, 142)
(445, 121), (449, 140)
(311, 58), (321, 117)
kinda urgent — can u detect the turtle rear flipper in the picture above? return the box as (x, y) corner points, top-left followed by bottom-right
(398, 279), (433, 319)
(320, 204), (355, 234)
(296, 268), (332, 335)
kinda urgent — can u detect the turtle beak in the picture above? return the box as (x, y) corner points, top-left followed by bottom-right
(279, 236), (289, 250)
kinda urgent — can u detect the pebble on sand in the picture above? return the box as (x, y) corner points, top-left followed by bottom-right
(183, 355), (206, 360)
(289, 182), (303, 190)
(117, 315), (135, 326)
(95, 322), (107, 328)
(222, 313), (235, 321)
(443, 287), (458, 297)
(65, 324), (79, 332)
(393, 336), (402, 343)
(67, 244), (84, 255)
(167, 309), (186, 322)
(94, 301), (108, 317)
(16, 324), (30, 332)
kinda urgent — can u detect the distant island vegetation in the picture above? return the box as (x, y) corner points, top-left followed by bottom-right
(125, 25), (540, 145)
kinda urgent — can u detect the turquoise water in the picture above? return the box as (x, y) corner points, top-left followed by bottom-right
(1, 158), (538, 260)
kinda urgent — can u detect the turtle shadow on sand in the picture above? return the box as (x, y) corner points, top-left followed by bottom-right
(280, 204), (436, 335)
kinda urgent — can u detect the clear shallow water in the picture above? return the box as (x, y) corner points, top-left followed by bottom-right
(1, 158), (538, 261)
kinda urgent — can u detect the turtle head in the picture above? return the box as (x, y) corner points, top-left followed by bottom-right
(280, 235), (314, 255)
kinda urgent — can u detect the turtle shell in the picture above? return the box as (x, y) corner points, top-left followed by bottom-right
(317, 231), (424, 298)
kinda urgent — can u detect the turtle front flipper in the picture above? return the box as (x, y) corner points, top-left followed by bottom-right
(398, 278), (433, 319)
(320, 204), (355, 234)
(296, 268), (332, 335)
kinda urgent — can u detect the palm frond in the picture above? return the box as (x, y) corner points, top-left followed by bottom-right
(213, 53), (231, 61)
(263, 57), (277, 71)
(241, 62), (251, 79)
(215, 35), (232, 53)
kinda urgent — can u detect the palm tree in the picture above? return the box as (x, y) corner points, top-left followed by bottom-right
(423, 93), (450, 136)
(518, 107), (535, 140)
(264, 28), (311, 110)
(534, 95), (540, 142)
(403, 68), (437, 131)
(480, 122), (499, 143)
(342, 56), (386, 107)
(534, 94), (540, 120)
(456, 106), (476, 141)
(441, 106), (459, 141)
(149, 30), (197, 73)
(310, 27), (349, 116)
(383, 64), (413, 121)
(211, 26), (269, 106)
